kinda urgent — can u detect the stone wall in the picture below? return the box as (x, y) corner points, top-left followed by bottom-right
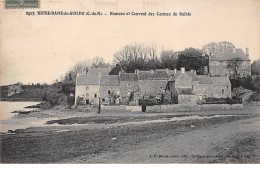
(146, 104), (243, 113)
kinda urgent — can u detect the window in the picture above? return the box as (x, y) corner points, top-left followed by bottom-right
(94, 94), (97, 98)
(108, 90), (111, 94)
(222, 89), (224, 94)
(102, 98), (105, 101)
(86, 93), (89, 97)
(127, 82), (131, 87)
(86, 86), (89, 90)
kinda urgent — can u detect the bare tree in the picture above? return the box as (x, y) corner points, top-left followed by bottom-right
(203, 41), (235, 55)
(227, 57), (243, 78)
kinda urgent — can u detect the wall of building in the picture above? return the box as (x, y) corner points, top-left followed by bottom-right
(213, 85), (231, 98)
(209, 60), (251, 77)
(120, 81), (139, 104)
(100, 85), (120, 104)
(194, 83), (214, 98)
(175, 74), (192, 88)
(8, 85), (22, 97)
(139, 80), (167, 97)
(75, 85), (100, 104)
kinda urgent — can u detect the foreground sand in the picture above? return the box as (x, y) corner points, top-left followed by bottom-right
(0, 105), (259, 163)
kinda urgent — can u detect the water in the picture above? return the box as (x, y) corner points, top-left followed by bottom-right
(0, 101), (40, 132)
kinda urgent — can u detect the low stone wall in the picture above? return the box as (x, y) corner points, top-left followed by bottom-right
(146, 104), (244, 113)
(101, 104), (243, 113)
(101, 105), (128, 113)
(126, 106), (142, 112)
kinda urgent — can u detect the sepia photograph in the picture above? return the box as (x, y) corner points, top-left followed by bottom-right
(0, 0), (260, 165)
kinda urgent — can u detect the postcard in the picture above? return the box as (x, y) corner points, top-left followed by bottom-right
(0, 0), (260, 164)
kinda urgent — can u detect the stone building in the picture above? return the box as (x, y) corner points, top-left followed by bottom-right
(100, 75), (120, 105)
(209, 48), (251, 77)
(136, 69), (173, 100)
(8, 83), (23, 97)
(119, 72), (139, 105)
(167, 67), (231, 104)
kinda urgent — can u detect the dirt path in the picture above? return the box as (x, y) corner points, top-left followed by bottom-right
(69, 115), (260, 163)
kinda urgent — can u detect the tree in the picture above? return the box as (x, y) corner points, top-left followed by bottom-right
(159, 49), (178, 69)
(91, 56), (108, 68)
(176, 48), (208, 74)
(113, 43), (160, 72)
(202, 41), (235, 55)
(227, 57), (244, 78)
(251, 60), (260, 75)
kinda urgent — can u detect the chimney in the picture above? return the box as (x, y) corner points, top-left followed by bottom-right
(135, 69), (139, 74)
(165, 68), (169, 75)
(181, 67), (185, 73)
(191, 69), (194, 73)
(246, 48), (249, 56)
(174, 69), (177, 74)
(118, 71), (121, 77)
(233, 48), (236, 53)
(98, 72), (101, 84)
(150, 69), (154, 74)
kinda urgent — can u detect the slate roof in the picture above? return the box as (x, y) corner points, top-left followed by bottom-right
(168, 71), (198, 81)
(211, 77), (231, 86)
(88, 67), (110, 75)
(76, 75), (99, 85)
(210, 49), (250, 61)
(120, 73), (138, 81)
(197, 75), (213, 84)
(137, 70), (169, 80)
(100, 75), (120, 86)
(176, 88), (195, 95)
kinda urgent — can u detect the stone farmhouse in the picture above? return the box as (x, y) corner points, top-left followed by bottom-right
(209, 48), (251, 77)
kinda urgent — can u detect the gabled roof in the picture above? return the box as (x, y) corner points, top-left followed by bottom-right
(100, 75), (120, 86)
(138, 70), (169, 80)
(88, 67), (110, 75)
(176, 88), (195, 95)
(120, 73), (138, 81)
(197, 75), (213, 84)
(211, 77), (231, 86)
(168, 71), (198, 81)
(210, 48), (250, 61)
(76, 75), (99, 85)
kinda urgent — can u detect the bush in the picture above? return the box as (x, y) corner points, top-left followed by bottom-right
(42, 90), (63, 106)
(67, 96), (75, 106)
(139, 98), (158, 106)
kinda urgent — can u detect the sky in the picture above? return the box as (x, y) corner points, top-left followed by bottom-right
(0, 0), (260, 85)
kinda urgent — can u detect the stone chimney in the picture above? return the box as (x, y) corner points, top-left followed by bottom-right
(98, 72), (102, 84)
(181, 67), (185, 73)
(191, 69), (194, 73)
(165, 68), (169, 75)
(246, 48), (249, 56)
(135, 69), (139, 74)
(174, 69), (177, 74)
(233, 48), (236, 53)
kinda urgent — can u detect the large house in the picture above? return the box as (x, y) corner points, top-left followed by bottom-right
(209, 48), (251, 77)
